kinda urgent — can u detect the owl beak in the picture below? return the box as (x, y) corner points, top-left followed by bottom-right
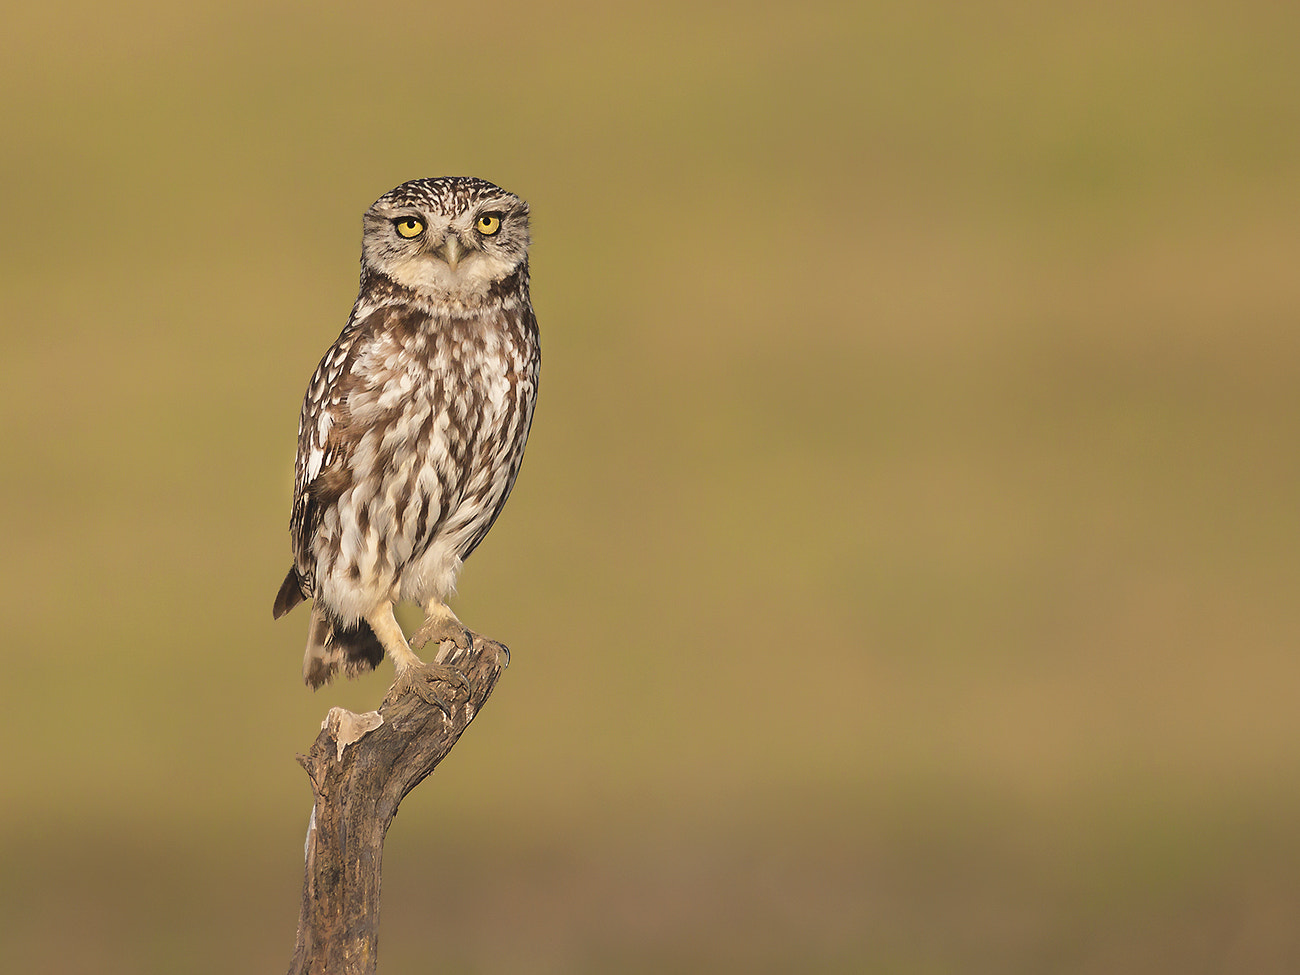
(429, 234), (466, 270)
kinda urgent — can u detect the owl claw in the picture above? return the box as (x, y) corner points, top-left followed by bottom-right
(410, 616), (473, 652)
(385, 661), (473, 715)
(438, 630), (510, 671)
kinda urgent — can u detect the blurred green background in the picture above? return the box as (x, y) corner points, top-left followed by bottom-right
(3, 0), (1299, 971)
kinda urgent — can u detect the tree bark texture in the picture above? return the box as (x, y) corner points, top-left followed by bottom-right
(287, 636), (507, 975)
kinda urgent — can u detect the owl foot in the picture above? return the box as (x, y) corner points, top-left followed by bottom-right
(385, 660), (473, 716)
(432, 628), (510, 671)
(410, 615), (473, 652)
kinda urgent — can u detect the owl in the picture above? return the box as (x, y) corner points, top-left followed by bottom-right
(273, 176), (540, 698)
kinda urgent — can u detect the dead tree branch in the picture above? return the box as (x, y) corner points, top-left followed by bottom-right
(287, 637), (508, 975)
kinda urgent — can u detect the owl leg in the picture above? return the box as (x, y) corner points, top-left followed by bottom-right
(365, 602), (471, 713)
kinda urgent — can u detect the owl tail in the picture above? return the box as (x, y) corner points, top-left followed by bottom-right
(301, 605), (385, 689)
(273, 567), (307, 619)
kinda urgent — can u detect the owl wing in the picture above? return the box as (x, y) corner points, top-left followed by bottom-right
(273, 317), (375, 618)
(292, 323), (376, 566)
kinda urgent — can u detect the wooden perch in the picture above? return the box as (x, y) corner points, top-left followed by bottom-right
(287, 636), (508, 975)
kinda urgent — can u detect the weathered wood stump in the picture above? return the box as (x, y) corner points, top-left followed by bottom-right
(287, 635), (508, 975)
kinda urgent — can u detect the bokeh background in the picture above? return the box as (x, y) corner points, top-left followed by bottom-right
(3, 1), (1299, 972)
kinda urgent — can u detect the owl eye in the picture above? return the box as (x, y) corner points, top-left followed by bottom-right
(394, 217), (425, 239)
(475, 213), (502, 236)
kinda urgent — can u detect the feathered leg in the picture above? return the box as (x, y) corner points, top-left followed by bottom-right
(367, 602), (471, 712)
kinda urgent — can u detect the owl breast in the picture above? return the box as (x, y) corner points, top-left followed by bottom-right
(310, 299), (538, 624)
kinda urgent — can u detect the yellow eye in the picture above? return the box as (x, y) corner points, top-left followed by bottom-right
(476, 213), (502, 236)
(394, 217), (425, 238)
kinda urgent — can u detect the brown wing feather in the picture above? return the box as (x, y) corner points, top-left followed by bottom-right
(272, 567), (306, 619)
(273, 314), (375, 617)
(285, 318), (377, 585)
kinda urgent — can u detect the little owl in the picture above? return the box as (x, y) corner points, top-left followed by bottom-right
(273, 176), (539, 700)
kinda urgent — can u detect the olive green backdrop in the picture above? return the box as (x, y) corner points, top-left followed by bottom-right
(3, 1), (1299, 972)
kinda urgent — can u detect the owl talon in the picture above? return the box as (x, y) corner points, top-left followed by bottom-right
(435, 630), (510, 671)
(385, 661), (473, 715)
(410, 616), (473, 652)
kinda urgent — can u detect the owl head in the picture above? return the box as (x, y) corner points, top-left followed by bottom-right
(361, 176), (531, 301)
